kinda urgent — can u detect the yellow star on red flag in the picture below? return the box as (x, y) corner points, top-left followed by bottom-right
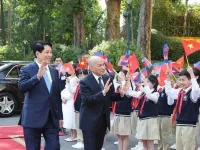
(188, 44), (194, 49)
(182, 40), (200, 56)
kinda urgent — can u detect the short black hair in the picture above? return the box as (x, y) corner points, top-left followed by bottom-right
(193, 67), (200, 84)
(32, 40), (52, 58)
(54, 56), (63, 61)
(148, 75), (158, 92)
(179, 69), (191, 80)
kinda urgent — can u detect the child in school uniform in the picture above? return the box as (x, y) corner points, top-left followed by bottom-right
(165, 67), (200, 150)
(170, 77), (181, 150)
(157, 78), (175, 150)
(130, 82), (144, 150)
(111, 70), (133, 150)
(126, 74), (160, 150)
(71, 69), (88, 149)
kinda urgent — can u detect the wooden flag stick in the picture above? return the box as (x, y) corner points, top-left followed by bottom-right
(185, 55), (190, 67)
(166, 63), (177, 81)
(138, 66), (141, 73)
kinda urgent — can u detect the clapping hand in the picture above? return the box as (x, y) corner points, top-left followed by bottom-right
(37, 61), (47, 79)
(103, 78), (112, 95)
(118, 76), (130, 96)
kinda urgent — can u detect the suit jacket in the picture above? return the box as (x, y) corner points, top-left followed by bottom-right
(79, 73), (123, 132)
(18, 62), (63, 128)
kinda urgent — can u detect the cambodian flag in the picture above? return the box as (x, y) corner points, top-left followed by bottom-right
(172, 66), (180, 74)
(153, 62), (165, 75)
(163, 44), (169, 60)
(194, 61), (200, 70)
(141, 68), (148, 77)
(133, 72), (141, 83)
(118, 56), (129, 66)
(141, 57), (152, 68)
(94, 52), (107, 60)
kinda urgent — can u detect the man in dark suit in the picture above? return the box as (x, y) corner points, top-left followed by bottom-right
(18, 41), (63, 150)
(79, 56), (128, 150)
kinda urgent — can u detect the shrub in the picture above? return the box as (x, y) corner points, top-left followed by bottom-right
(52, 44), (85, 63)
(151, 29), (200, 64)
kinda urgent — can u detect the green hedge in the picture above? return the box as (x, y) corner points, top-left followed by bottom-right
(151, 29), (200, 64)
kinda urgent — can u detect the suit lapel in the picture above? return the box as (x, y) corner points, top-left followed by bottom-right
(89, 73), (102, 92)
(49, 66), (55, 94)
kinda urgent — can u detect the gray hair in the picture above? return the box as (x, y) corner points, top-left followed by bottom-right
(88, 56), (104, 67)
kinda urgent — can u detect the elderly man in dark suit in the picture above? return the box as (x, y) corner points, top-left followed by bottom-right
(79, 56), (129, 150)
(18, 41), (63, 150)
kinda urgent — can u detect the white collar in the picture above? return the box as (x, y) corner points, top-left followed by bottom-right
(35, 60), (49, 71)
(92, 73), (102, 82)
(183, 86), (192, 93)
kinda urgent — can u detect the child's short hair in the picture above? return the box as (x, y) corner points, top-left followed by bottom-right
(179, 69), (191, 80)
(76, 69), (88, 76)
(193, 67), (200, 84)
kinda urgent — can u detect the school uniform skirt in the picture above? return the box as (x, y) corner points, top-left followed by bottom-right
(111, 114), (132, 135)
(131, 111), (138, 133)
(136, 117), (160, 140)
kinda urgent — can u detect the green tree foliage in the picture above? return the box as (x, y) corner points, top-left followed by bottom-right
(152, 0), (200, 37)
(89, 39), (142, 70)
(0, 0), (104, 61)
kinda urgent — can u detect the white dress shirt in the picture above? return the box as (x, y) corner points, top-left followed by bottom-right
(126, 85), (159, 103)
(165, 78), (200, 104)
(92, 73), (104, 86)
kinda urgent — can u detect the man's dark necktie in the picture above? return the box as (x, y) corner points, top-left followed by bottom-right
(98, 77), (104, 90)
(98, 77), (106, 114)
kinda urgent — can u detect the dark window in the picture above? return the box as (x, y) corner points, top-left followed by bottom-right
(6, 67), (19, 78)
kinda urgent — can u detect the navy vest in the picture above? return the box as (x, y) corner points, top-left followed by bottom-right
(176, 89), (200, 125)
(138, 92), (158, 119)
(115, 97), (133, 115)
(158, 88), (175, 116)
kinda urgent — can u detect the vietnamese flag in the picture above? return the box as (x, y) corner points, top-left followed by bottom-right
(159, 64), (168, 86)
(182, 40), (200, 56)
(60, 63), (74, 74)
(172, 56), (184, 69)
(76, 57), (88, 69)
(128, 54), (139, 74)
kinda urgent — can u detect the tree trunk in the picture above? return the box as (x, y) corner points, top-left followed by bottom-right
(106, 0), (121, 41)
(73, 10), (86, 47)
(183, 0), (189, 36)
(137, 0), (152, 60)
(7, 3), (12, 46)
(0, 0), (6, 46)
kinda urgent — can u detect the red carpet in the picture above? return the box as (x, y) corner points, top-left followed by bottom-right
(0, 138), (27, 150)
(0, 125), (65, 150)
(0, 125), (65, 139)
